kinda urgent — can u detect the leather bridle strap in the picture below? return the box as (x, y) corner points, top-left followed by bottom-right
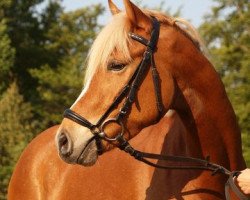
(225, 172), (249, 200)
(117, 135), (231, 174)
(150, 53), (164, 115)
(64, 109), (94, 130)
(129, 18), (163, 116)
(116, 135), (248, 200)
(115, 17), (163, 121)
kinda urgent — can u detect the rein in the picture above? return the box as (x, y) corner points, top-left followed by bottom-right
(63, 17), (248, 200)
(116, 135), (248, 200)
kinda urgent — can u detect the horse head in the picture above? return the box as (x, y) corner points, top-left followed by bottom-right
(55, 0), (227, 168)
(55, 0), (181, 166)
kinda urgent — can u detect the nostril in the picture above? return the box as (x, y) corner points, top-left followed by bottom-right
(58, 132), (72, 156)
(59, 133), (68, 146)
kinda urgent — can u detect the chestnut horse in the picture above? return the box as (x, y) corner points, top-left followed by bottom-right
(8, 0), (246, 199)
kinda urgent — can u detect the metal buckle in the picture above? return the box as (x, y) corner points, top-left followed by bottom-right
(99, 118), (124, 141)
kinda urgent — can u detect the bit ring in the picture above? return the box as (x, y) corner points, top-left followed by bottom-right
(99, 118), (124, 141)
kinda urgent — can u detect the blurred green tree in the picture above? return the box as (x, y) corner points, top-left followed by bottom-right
(0, 83), (34, 199)
(30, 4), (104, 127)
(1, 0), (45, 98)
(199, 0), (250, 165)
(1, 0), (104, 130)
(0, 19), (15, 94)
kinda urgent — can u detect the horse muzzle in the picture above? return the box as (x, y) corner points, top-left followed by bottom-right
(56, 129), (98, 166)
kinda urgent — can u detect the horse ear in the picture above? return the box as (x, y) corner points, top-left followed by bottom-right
(108, 0), (121, 15)
(123, 0), (151, 32)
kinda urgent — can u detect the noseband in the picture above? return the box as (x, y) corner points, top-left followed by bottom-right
(63, 17), (248, 200)
(64, 17), (163, 152)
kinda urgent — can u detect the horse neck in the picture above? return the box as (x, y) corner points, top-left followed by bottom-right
(169, 39), (245, 170)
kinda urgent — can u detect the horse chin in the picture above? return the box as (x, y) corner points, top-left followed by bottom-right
(76, 139), (98, 167)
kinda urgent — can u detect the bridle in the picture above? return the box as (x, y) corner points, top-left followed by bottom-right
(64, 17), (163, 152)
(63, 17), (248, 200)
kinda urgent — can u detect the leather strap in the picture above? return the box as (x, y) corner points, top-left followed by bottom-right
(117, 135), (231, 175)
(117, 135), (248, 200)
(150, 53), (164, 115)
(225, 171), (249, 200)
(64, 109), (94, 129)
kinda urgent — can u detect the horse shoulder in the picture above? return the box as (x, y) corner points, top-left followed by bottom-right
(8, 125), (65, 199)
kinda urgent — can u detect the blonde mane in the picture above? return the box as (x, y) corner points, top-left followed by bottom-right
(84, 10), (207, 83)
(85, 13), (132, 84)
(147, 10), (207, 54)
(173, 17), (208, 55)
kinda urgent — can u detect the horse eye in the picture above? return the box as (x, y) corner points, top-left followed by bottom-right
(107, 62), (126, 71)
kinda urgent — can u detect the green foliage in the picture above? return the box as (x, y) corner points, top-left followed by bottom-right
(0, 19), (15, 94)
(1, 0), (104, 128)
(199, 0), (250, 166)
(30, 61), (83, 126)
(1, 0), (62, 103)
(30, 4), (104, 127)
(0, 83), (34, 200)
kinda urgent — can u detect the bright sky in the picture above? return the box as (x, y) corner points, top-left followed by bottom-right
(61, 0), (216, 27)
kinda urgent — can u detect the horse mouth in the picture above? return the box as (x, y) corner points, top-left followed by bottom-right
(77, 137), (98, 166)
